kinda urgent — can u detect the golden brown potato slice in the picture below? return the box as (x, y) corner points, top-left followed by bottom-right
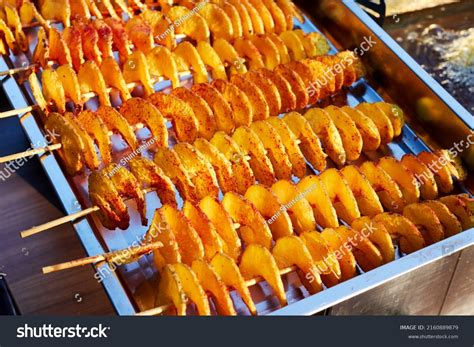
(374, 102), (405, 137)
(172, 263), (210, 316)
(222, 192), (273, 249)
(302, 58), (336, 99)
(439, 195), (474, 230)
(378, 156), (420, 205)
(355, 103), (394, 144)
(77, 109), (112, 166)
(336, 50), (366, 81)
(266, 32), (290, 63)
(193, 138), (236, 193)
(145, 210), (181, 271)
(340, 106), (381, 152)
(239, 244), (287, 306)
(234, 37), (265, 70)
(89, 170), (129, 230)
(245, 70), (282, 117)
(174, 41), (209, 84)
(324, 106), (363, 162)
(304, 108), (346, 166)
(123, 51), (155, 96)
(104, 18), (133, 62)
(320, 169), (361, 223)
(211, 252), (257, 315)
(120, 98), (168, 148)
(28, 72), (47, 112)
(280, 30), (306, 61)
(250, 121), (292, 180)
(147, 46), (180, 89)
(183, 201), (224, 261)
(373, 213), (425, 254)
(167, 6), (210, 42)
(232, 126), (276, 185)
(352, 216), (395, 264)
(295, 30), (331, 58)
(48, 27), (72, 66)
(417, 151), (454, 194)
(103, 164), (147, 225)
(210, 132), (255, 194)
(97, 106), (137, 150)
(199, 2), (234, 40)
(260, 0), (286, 33)
(129, 157), (177, 207)
(199, 196), (242, 261)
(32, 26), (48, 68)
(65, 113), (99, 171)
(286, 60), (320, 104)
(93, 18), (114, 59)
(245, 184), (293, 240)
(274, 64), (309, 110)
(148, 92), (199, 143)
(297, 175), (339, 229)
(56, 65), (82, 106)
(230, 74), (270, 120)
(278, 0), (305, 24)
(224, 0), (253, 37)
(125, 16), (154, 53)
(212, 79), (253, 126)
(259, 68), (296, 113)
(436, 150), (468, 181)
(360, 161), (405, 213)
(155, 265), (187, 316)
(283, 112), (327, 171)
(320, 228), (357, 281)
(336, 226), (384, 272)
(213, 38), (247, 75)
(238, 0), (264, 34)
(341, 165), (384, 217)
(273, 235), (323, 294)
(45, 113), (84, 176)
(265, 117), (307, 178)
(249, 34), (280, 69)
(154, 147), (198, 202)
(196, 41), (227, 81)
(192, 259), (236, 315)
(192, 83), (235, 134)
(300, 231), (341, 287)
(248, 0), (274, 33)
(160, 204), (205, 265)
(100, 57), (131, 102)
(423, 201), (462, 238)
(42, 68), (66, 113)
(216, 1), (243, 38)
(78, 60), (111, 106)
(401, 154), (438, 200)
(171, 88), (216, 140)
(148, 12), (177, 50)
(174, 143), (219, 199)
(271, 180), (316, 233)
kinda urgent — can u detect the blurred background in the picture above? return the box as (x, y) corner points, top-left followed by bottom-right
(384, 0), (473, 114)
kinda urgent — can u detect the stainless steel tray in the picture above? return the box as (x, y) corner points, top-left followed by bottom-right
(1, 0), (472, 316)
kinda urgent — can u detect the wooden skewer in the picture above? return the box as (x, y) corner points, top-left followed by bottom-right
(0, 64), (39, 77)
(42, 241), (163, 274)
(136, 265), (298, 316)
(0, 106), (35, 119)
(21, 206), (100, 238)
(0, 143), (61, 164)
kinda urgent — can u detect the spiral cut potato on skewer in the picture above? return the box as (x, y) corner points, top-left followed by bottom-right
(0, 0), (311, 59)
(119, 192), (473, 316)
(44, 99), (402, 181)
(26, 30), (337, 113)
(79, 126), (467, 231)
